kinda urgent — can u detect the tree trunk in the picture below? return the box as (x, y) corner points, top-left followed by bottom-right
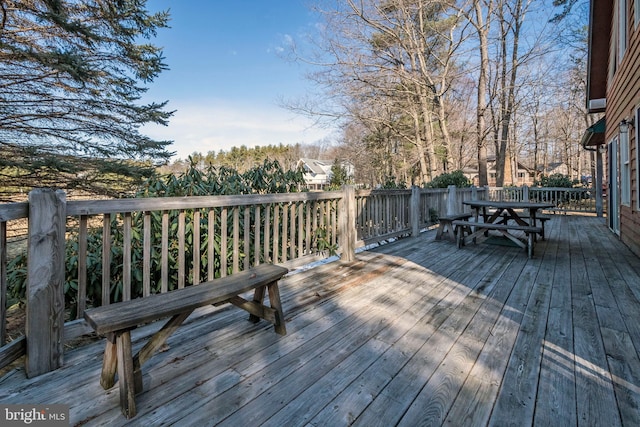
(475, 0), (491, 186)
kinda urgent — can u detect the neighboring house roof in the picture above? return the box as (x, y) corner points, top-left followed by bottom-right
(299, 158), (332, 176)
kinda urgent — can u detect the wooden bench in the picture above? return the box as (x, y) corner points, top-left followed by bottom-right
(452, 220), (542, 258)
(83, 264), (289, 419)
(435, 212), (473, 241)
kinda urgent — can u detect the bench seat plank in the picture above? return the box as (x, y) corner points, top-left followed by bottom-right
(452, 220), (541, 233)
(84, 264), (288, 335)
(452, 220), (542, 258)
(480, 211), (550, 239)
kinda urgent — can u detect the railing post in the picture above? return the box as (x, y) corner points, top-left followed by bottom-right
(471, 185), (478, 201)
(340, 185), (356, 262)
(522, 185), (530, 201)
(410, 186), (421, 237)
(596, 150), (604, 217)
(26, 189), (66, 378)
(447, 185), (457, 216)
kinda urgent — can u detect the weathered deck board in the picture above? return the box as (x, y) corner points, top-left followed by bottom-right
(2, 215), (640, 427)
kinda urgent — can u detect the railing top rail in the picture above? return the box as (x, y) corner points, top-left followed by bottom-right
(356, 189), (412, 196)
(66, 190), (343, 216)
(0, 202), (29, 221)
(529, 187), (593, 191)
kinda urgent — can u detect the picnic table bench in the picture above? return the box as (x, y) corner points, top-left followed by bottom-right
(481, 210), (551, 239)
(435, 212), (473, 241)
(83, 264), (289, 419)
(452, 220), (542, 258)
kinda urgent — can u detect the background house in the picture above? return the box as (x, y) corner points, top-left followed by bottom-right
(298, 158), (355, 190)
(464, 157), (536, 187)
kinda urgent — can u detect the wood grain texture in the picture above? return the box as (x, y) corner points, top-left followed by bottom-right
(83, 264), (288, 334)
(3, 216), (640, 427)
(25, 189), (66, 378)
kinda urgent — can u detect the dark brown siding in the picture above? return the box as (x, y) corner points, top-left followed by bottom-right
(606, 0), (640, 258)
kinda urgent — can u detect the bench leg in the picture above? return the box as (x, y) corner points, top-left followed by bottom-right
(267, 281), (287, 335)
(249, 285), (266, 324)
(435, 220), (452, 241)
(100, 333), (118, 390)
(116, 331), (137, 419)
(456, 225), (464, 248)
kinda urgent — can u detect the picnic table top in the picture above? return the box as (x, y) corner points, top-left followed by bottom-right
(463, 200), (555, 210)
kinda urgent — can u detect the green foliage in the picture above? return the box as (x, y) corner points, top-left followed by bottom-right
(328, 159), (352, 190)
(424, 170), (471, 188)
(534, 173), (579, 188)
(313, 227), (338, 256)
(6, 254), (27, 308)
(429, 208), (439, 224)
(380, 176), (407, 189)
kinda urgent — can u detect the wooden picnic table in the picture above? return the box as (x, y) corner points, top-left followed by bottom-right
(464, 200), (554, 228)
(453, 200), (555, 258)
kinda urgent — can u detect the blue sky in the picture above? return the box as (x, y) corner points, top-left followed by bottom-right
(142, 1), (331, 160)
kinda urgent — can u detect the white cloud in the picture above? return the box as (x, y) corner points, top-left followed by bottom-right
(143, 100), (333, 160)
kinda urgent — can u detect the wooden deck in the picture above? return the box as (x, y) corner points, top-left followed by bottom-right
(2, 214), (640, 426)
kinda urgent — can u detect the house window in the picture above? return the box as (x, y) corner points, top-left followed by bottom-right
(621, 122), (631, 206)
(636, 0), (640, 28)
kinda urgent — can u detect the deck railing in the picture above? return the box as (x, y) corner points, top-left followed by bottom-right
(2, 185), (480, 375)
(489, 186), (596, 213)
(0, 183), (536, 376)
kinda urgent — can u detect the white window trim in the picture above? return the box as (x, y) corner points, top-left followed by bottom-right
(619, 0), (628, 63)
(621, 122), (631, 207)
(636, 106), (640, 211)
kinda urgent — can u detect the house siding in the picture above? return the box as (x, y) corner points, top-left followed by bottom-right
(605, 0), (640, 258)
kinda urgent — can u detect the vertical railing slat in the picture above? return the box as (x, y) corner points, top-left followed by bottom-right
(273, 204), (280, 264)
(178, 210), (185, 289)
(161, 211), (169, 293)
(77, 216), (88, 318)
(193, 210), (201, 285)
(254, 205), (261, 266)
(102, 214), (111, 305)
(289, 203), (296, 260)
(297, 203), (304, 258)
(143, 212), (151, 296)
(244, 206), (250, 270)
(123, 212), (132, 301)
(232, 206), (239, 274)
(221, 207), (228, 277)
(207, 208), (216, 281)
(281, 203), (288, 263)
(264, 206), (271, 263)
(305, 202), (311, 255)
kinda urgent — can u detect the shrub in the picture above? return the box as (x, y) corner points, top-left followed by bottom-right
(534, 173), (579, 188)
(380, 176), (407, 189)
(424, 170), (471, 188)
